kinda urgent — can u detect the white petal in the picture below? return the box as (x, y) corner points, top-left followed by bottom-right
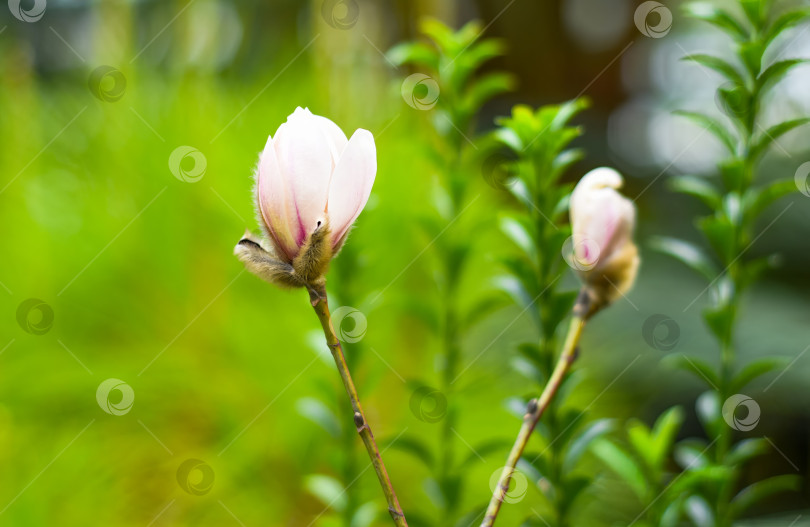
(326, 129), (376, 244)
(273, 108), (333, 241)
(256, 135), (300, 261)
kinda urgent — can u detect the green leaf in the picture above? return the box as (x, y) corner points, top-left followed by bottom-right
(305, 474), (347, 512)
(682, 54), (747, 86)
(743, 178), (801, 220)
(697, 214), (736, 264)
(668, 173), (725, 208)
(500, 216), (536, 262)
(683, 3), (749, 41)
(750, 118), (810, 161)
(704, 301), (736, 347)
(720, 158), (746, 192)
(563, 418), (615, 472)
(648, 236), (718, 281)
(386, 41), (439, 70)
(696, 390), (723, 439)
(739, 0), (764, 29)
(462, 72), (515, 113)
(727, 438), (768, 465)
(626, 419), (655, 471)
(388, 435), (434, 469)
(674, 439), (710, 469)
(757, 59), (810, 92)
(685, 495), (715, 527)
(730, 356), (788, 392)
(296, 398), (341, 438)
(731, 475), (801, 516)
(460, 439), (512, 468)
(650, 406), (685, 471)
(351, 501), (379, 527)
(664, 355), (720, 389)
(764, 9), (810, 50)
(673, 111), (738, 155)
(590, 438), (648, 500)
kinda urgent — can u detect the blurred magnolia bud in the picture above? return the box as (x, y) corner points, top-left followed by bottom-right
(235, 107), (377, 288)
(569, 167), (639, 314)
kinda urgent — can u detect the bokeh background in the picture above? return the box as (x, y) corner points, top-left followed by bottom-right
(1, 0), (808, 525)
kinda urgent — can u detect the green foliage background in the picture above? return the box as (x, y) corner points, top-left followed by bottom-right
(0, 1), (808, 526)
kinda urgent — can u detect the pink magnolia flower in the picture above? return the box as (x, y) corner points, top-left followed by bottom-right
(569, 167), (639, 309)
(256, 107), (376, 263)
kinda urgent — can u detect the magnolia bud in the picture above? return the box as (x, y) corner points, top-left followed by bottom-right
(569, 167), (639, 314)
(235, 107), (377, 288)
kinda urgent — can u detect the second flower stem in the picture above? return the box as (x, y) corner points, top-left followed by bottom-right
(308, 286), (409, 527)
(481, 295), (589, 527)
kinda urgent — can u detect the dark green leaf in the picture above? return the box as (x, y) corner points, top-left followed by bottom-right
(731, 475), (801, 516)
(683, 3), (748, 41)
(750, 118), (810, 161)
(764, 9), (810, 50)
(730, 357), (788, 392)
(305, 474), (347, 512)
(296, 398), (341, 438)
(697, 214), (736, 264)
(668, 174), (725, 208)
(673, 111), (738, 155)
(388, 435), (435, 469)
(703, 301), (736, 347)
(685, 495), (714, 527)
(462, 72), (515, 113)
(648, 236), (718, 281)
(739, 0), (764, 29)
(743, 178), (801, 220)
(664, 355), (720, 389)
(563, 418), (615, 472)
(591, 438), (647, 500)
(682, 54), (747, 86)
(757, 59), (810, 92)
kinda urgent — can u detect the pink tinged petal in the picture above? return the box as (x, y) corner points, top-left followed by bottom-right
(273, 108), (333, 242)
(256, 135), (299, 262)
(326, 129), (377, 246)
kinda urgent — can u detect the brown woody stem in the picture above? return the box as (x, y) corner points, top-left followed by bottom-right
(480, 291), (590, 527)
(308, 286), (408, 527)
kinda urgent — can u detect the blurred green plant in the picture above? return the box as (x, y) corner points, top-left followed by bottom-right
(481, 101), (616, 527)
(649, 0), (809, 524)
(386, 19), (514, 526)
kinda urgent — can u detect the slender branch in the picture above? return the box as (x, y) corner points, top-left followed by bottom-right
(308, 286), (409, 527)
(480, 293), (590, 527)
